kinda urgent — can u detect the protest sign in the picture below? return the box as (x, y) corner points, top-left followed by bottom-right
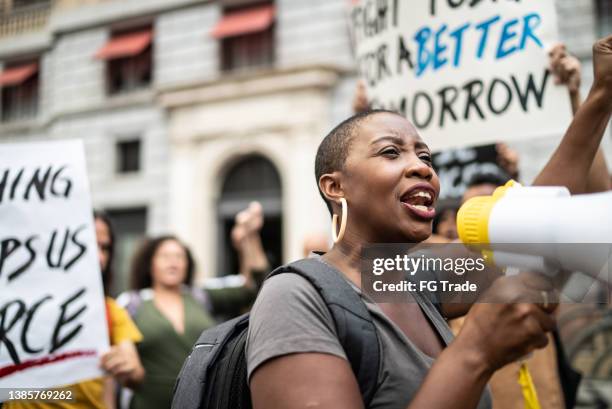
(350, 0), (573, 151)
(0, 140), (108, 400)
(432, 143), (507, 199)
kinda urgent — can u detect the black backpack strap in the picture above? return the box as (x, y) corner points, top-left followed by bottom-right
(267, 258), (381, 406)
(172, 313), (250, 408)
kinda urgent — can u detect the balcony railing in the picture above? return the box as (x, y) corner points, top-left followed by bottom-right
(0, 1), (52, 38)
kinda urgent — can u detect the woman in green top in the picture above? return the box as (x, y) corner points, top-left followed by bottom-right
(118, 203), (269, 409)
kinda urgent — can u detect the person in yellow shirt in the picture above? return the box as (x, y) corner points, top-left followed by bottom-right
(4, 211), (145, 409)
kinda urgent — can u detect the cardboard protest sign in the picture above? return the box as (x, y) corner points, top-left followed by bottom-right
(433, 143), (507, 199)
(0, 140), (108, 400)
(350, 0), (572, 151)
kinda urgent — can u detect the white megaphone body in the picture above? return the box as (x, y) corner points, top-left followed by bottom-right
(457, 181), (612, 279)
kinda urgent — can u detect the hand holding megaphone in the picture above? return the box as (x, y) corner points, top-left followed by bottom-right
(456, 272), (557, 373)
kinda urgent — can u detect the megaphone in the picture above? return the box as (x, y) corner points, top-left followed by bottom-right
(457, 181), (612, 279)
(456, 181), (612, 407)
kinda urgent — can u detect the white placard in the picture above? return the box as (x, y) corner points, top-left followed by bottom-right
(0, 140), (109, 400)
(350, 0), (573, 151)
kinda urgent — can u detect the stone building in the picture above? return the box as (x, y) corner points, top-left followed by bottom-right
(158, 0), (356, 279)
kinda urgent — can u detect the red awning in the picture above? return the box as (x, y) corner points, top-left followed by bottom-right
(95, 29), (152, 60)
(211, 4), (275, 39)
(0, 63), (38, 87)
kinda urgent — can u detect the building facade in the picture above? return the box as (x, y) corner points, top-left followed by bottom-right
(159, 0), (356, 279)
(0, 0), (189, 290)
(0, 0), (610, 290)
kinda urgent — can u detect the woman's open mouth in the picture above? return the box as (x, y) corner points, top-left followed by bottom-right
(400, 185), (436, 220)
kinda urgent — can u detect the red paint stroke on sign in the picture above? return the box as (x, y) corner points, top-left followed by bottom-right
(0, 350), (97, 378)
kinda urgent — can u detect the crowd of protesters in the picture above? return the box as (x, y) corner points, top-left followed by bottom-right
(2, 34), (611, 409)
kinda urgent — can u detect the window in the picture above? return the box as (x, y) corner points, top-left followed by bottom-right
(1, 0), (48, 14)
(116, 139), (141, 174)
(0, 0), (51, 38)
(95, 27), (153, 95)
(596, 0), (612, 38)
(0, 61), (39, 122)
(212, 2), (275, 72)
(107, 47), (152, 94)
(13, 0), (49, 8)
(222, 29), (274, 71)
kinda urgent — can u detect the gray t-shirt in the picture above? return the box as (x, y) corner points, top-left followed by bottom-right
(246, 259), (492, 409)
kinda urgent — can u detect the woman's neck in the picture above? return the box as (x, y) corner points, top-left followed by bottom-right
(322, 233), (366, 288)
(152, 283), (182, 297)
(322, 226), (415, 288)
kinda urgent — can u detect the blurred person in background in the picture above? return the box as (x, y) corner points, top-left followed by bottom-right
(462, 172), (511, 202)
(117, 202), (269, 409)
(94, 211), (146, 408)
(431, 202), (460, 241)
(428, 151), (514, 243)
(428, 155), (514, 243)
(230, 202), (271, 293)
(4, 211), (145, 409)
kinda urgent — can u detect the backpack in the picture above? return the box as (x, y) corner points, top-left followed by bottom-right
(171, 258), (381, 409)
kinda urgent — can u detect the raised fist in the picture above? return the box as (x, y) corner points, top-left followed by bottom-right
(592, 35), (612, 96)
(549, 43), (581, 94)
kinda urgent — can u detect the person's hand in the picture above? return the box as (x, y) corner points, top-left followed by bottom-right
(100, 341), (145, 385)
(231, 202), (264, 250)
(352, 80), (369, 114)
(245, 201), (264, 234)
(549, 43), (581, 95)
(496, 142), (520, 181)
(231, 209), (249, 250)
(455, 273), (557, 373)
(243, 201), (268, 273)
(592, 35), (612, 103)
(231, 201), (269, 284)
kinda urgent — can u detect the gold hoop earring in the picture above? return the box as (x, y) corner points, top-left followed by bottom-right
(332, 198), (348, 243)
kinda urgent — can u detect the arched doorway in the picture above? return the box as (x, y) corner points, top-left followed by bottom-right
(217, 154), (282, 276)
